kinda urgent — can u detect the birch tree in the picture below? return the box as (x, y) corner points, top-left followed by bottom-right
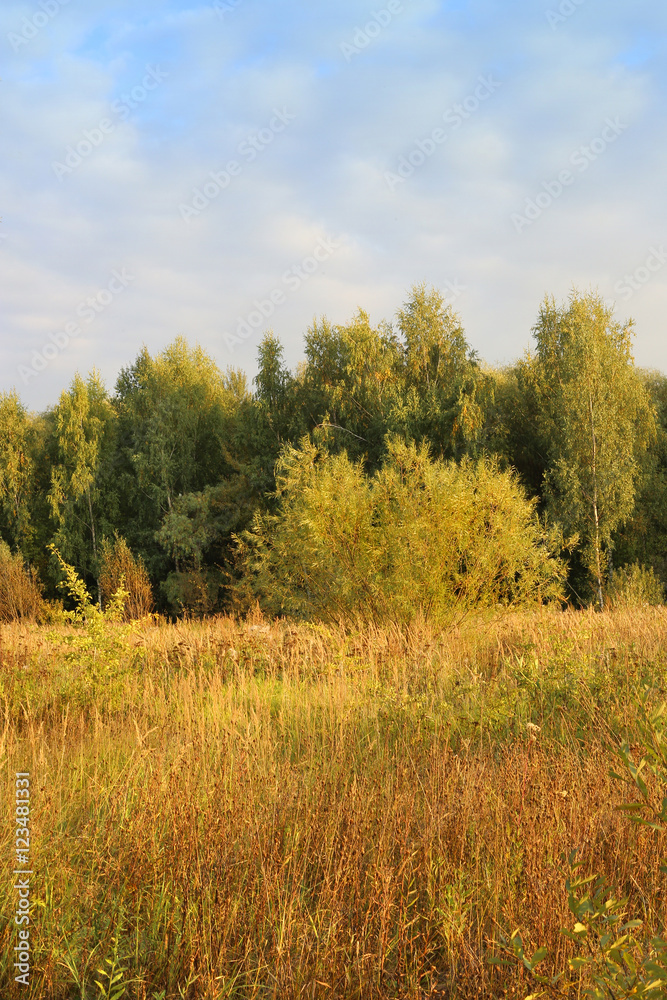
(530, 290), (655, 608)
(48, 371), (115, 601)
(0, 391), (35, 551)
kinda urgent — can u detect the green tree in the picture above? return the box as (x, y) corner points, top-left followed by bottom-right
(530, 291), (656, 608)
(113, 339), (250, 582)
(298, 310), (402, 469)
(47, 371), (116, 601)
(614, 370), (667, 590)
(0, 390), (35, 552)
(394, 284), (489, 459)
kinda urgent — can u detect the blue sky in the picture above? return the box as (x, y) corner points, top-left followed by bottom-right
(2, 0), (666, 409)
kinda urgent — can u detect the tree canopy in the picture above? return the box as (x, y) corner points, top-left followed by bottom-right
(2, 285), (664, 618)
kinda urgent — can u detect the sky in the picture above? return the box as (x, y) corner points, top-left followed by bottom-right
(2, 0), (666, 410)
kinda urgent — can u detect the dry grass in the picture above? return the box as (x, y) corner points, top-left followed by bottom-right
(1, 607), (667, 998)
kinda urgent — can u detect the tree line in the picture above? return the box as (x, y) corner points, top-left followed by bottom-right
(1, 284), (665, 620)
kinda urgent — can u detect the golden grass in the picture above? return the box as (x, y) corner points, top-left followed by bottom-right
(2, 606), (667, 998)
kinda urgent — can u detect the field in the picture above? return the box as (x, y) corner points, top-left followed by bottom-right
(2, 607), (667, 999)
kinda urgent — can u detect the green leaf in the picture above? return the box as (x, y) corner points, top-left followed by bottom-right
(529, 946), (548, 968)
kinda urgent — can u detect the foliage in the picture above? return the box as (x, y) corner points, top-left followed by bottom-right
(99, 535), (154, 620)
(394, 283), (490, 459)
(40, 547), (153, 716)
(112, 338), (251, 591)
(240, 436), (567, 625)
(614, 370), (667, 588)
(47, 371), (117, 603)
(528, 291), (656, 608)
(0, 390), (35, 551)
(1, 285), (666, 618)
(0, 539), (43, 622)
(608, 562), (665, 609)
(48, 544), (128, 626)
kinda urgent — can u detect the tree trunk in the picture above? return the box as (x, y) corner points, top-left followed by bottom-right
(589, 390), (604, 610)
(87, 487), (101, 609)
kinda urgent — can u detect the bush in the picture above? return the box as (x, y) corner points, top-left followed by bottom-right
(160, 568), (222, 618)
(608, 561), (664, 608)
(99, 536), (154, 620)
(239, 437), (567, 627)
(0, 539), (43, 622)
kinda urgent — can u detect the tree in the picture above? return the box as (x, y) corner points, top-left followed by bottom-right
(530, 290), (656, 608)
(238, 437), (566, 626)
(298, 311), (402, 469)
(0, 391), (35, 552)
(113, 339), (250, 582)
(47, 371), (117, 602)
(614, 370), (667, 588)
(394, 284), (489, 459)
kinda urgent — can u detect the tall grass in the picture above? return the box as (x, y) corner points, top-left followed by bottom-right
(1, 608), (667, 998)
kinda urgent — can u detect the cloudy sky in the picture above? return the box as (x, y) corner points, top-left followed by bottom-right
(2, 0), (666, 410)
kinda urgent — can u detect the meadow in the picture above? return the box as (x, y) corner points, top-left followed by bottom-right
(2, 607), (667, 999)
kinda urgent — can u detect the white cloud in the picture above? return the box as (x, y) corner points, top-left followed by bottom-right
(1, 0), (666, 409)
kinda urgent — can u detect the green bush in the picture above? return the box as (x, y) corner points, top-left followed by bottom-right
(160, 567), (222, 618)
(239, 437), (567, 626)
(609, 561), (664, 608)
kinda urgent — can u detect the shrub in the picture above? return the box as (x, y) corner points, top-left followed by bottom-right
(160, 568), (221, 618)
(0, 539), (43, 622)
(239, 437), (567, 627)
(99, 536), (154, 621)
(608, 561), (664, 608)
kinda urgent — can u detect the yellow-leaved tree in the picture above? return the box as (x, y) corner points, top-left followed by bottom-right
(237, 437), (566, 627)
